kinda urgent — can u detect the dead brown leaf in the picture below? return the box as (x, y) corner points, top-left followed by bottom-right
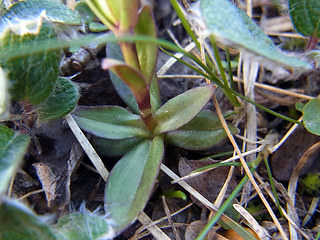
(178, 158), (238, 208)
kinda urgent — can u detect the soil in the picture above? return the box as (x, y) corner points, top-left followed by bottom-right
(7, 0), (320, 239)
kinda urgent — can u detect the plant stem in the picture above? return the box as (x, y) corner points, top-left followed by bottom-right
(136, 88), (157, 132)
(170, 0), (215, 70)
(117, 30), (141, 71)
(196, 149), (266, 240)
(210, 36), (240, 107)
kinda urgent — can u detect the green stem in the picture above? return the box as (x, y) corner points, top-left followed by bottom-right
(210, 36), (240, 107)
(170, 0), (215, 70)
(136, 89), (157, 132)
(225, 48), (235, 90)
(195, 149), (266, 240)
(160, 47), (302, 125)
(264, 158), (284, 218)
(7, 33), (305, 126)
(116, 30), (141, 71)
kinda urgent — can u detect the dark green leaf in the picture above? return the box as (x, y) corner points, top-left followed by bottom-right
(106, 41), (160, 113)
(92, 137), (142, 157)
(0, 124), (30, 195)
(135, 6), (157, 84)
(105, 135), (164, 235)
(0, 198), (56, 240)
(154, 86), (214, 134)
(75, 1), (96, 25)
(72, 106), (150, 139)
(102, 59), (147, 100)
(0, 67), (10, 121)
(289, 0), (320, 37)
(149, 74), (161, 111)
(0, 19), (60, 104)
(1, 0), (81, 26)
(165, 110), (238, 150)
(88, 22), (108, 32)
(55, 212), (114, 240)
(200, 0), (311, 69)
(303, 98), (320, 135)
(36, 77), (79, 121)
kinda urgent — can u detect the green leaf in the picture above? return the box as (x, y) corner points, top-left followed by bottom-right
(106, 41), (161, 113)
(154, 86), (214, 134)
(135, 6), (157, 84)
(289, 0), (320, 37)
(1, 0), (81, 26)
(105, 135), (164, 235)
(200, 0), (311, 69)
(0, 198), (57, 240)
(117, 0), (140, 31)
(75, 1), (97, 25)
(72, 106), (151, 139)
(106, 41), (139, 113)
(0, 67), (10, 121)
(300, 173), (320, 196)
(36, 77), (79, 121)
(0, 19), (60, 104)
(0, 124), (30, 195)
(165, 110), (239, 150)
(149, 74), (161, 111)
(85, 0), (118, 29)
(162, 189), (187, 200)
(295, 102), (304, 112)
(86, 0), (139, 31)
(88, 22), (108, 32)
(92, 137), (142, 157)
(102, 59), (147, 100)
(55, 212), (114, 240)
(303, 98), (320, 135)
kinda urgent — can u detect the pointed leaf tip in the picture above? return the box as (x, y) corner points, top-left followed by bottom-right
(154, 85), (214, 134)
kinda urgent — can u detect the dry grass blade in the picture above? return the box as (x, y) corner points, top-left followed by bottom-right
(162, 196), (182, 240)
(233, 77), (314, 100)
(137, 212), (172, 240)
(214, 165), (235, 208)
(171, 145), (264, 184)
(18, 189), (44, 200)
(134, 203), (193, 239)
(233, 204), (270, 239)
(287, 142), (320, 239)
(157, 42), (196, 76)
(302, 197), (319, 226)
(269, 117), (302, 153)
(254, 172), (311, 239)
(241, 54), (259, 205)
(161, 164), (218, 212)
(211, 94), (289, 240)
(65, 114), (109, 181)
